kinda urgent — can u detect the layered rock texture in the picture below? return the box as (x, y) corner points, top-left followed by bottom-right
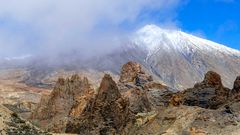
(182, 71), (230, 109)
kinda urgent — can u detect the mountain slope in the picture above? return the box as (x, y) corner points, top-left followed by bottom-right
(4, 24), (239, 90)
(87, 24), (240, 89)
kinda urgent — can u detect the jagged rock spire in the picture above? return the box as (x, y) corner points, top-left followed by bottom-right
(66, 74), (133, 134)
(32, 74), (93, 132)
(97, 74), (121, 102)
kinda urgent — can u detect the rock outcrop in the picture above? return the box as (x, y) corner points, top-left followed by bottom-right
(30, 62), (174, 133)
(31, 74), (94, 132)
(202, 71), (223, 86)
(119, 61), (177, 112)
(45, 62), (176, 134)
(182, 71), (230, 109)
(66, 74), (134, 135)
(230, 76), (240, 100)
(118, 62), (154, 113)
(22, 62), (240, 134)
(233, 76), (240, 92)
(122, 86), (152, 114)
(128, 102), (240, 135)
(119, 61), (153, 85)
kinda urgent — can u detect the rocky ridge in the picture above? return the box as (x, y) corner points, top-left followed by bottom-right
(31, 61), (175, 134)
(28, 61), (240, 135)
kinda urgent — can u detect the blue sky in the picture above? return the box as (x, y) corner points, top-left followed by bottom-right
(0, 0), (239, 57)
(134, 0), (240, 50)
(177, 0), (240, 50)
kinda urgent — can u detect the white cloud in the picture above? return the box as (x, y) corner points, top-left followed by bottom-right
(0, 0), (182, 57)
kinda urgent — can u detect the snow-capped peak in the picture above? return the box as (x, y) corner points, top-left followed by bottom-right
(133, 24), (181, 51)
(137, 24), (178, 35)
(132, 24), (240, 56)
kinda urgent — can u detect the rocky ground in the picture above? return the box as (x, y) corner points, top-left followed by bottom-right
(27, 61), (239, 134)
(0, 61), (240, 135)
(30, 61), (177, 133)
(0, 104), (49, 135)
(0, 69), (50, 105)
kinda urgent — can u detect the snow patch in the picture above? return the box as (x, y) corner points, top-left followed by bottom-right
(132, 24), (240, 57)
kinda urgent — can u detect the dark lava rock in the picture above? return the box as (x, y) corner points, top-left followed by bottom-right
(182, 71), (230, 109)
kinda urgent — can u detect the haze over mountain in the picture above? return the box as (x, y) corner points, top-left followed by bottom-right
(86, 24), (240, 89)
(1, 24), (239, 90)
(1, 1), (240, 135)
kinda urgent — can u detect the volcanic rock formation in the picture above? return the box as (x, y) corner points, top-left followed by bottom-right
(28, 61), (240, 134)
(127, 73), (240, 135)
(233, 76), (240, 92)
(229, 76), (240, 100)
(66, 74), (134, 135)
(182, 71), (230, 109)
(60, 62), (174, 134)
(119, 61), (177, 112)
(119, 61), (153, 85)
(31, 74), (94, 132)
(118, 61), (153, 113)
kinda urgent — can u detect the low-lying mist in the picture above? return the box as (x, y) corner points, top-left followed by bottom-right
(0, 0), (183, 68)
